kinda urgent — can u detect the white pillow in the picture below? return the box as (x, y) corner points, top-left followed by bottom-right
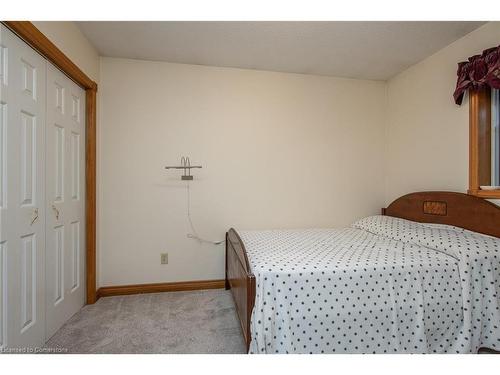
(420, 222), (465, 232)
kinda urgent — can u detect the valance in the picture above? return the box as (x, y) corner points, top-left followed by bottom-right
(453, 45), (500, 105)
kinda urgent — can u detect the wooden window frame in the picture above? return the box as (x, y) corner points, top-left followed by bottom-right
(468, 88), (500, 199)
(2, 21), (98, 304)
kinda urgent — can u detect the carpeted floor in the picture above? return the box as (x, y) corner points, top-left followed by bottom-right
(44, 289), (247, 354)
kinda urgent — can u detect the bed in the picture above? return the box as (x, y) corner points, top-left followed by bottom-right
(225, 191), (500, 353)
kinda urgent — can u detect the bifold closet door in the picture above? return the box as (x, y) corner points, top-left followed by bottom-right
(45, 63), (85, 340)
(0, 24), (47, 349)
(0, 24), (86, 348)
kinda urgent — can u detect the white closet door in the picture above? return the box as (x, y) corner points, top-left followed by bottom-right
(45, 63), (85, 340)
(0, 24), (47, 349)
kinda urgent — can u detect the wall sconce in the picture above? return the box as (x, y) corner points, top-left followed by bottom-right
(164, 156), (202, 180)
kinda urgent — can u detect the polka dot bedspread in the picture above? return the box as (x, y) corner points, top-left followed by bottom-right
(237, 215), (499, 353)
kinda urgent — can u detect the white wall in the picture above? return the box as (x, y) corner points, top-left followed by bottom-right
(385, 22), (500, 206)
(98, 57), (386, 286)
(33, 21), (100, 82)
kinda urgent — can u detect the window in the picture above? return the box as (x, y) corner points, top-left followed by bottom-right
(469, 88), (500, 198)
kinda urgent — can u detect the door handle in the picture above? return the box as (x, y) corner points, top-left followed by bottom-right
(52, 204), (60, 220)
(30, 208), (39, 226)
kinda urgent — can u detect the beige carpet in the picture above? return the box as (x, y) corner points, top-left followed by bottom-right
(45, 289), (247, 354)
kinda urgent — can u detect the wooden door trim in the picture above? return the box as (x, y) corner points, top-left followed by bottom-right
(2, 21), (99, 304)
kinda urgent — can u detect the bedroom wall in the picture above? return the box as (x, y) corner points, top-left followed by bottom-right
(33, 21), (100, 82)
(385, 21), (500, 207)
(98, 57), (386, 286)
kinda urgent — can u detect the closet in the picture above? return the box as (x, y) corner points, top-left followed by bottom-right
(0, 24), (86, 349)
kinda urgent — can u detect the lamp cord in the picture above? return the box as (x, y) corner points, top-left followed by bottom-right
(186, 181), (224, 245)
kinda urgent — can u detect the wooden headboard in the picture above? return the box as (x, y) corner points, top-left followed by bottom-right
(382, 191), (500, 238)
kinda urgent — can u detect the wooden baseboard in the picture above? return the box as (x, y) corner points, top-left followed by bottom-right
(97, 279), (225, 298)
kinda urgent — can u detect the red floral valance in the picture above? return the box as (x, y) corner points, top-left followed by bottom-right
(453, 45), (500, 105)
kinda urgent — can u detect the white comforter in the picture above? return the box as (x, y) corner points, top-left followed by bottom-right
(238, 215), (500, 353)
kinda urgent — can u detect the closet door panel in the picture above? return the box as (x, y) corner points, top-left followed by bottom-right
(45, 63), (85, 340)
(0, 85), (6, 349)
(0, 242), (5, 348)
(67, 78), (85, 311)
(0, 27), (8, 350)
(0, 24), (46, 349)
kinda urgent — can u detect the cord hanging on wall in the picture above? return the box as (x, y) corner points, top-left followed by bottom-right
(164, 156), (202, 180)
(185, 181), (224, 245)
(164, 156), (223, 245)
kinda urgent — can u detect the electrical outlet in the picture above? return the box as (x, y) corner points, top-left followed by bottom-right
(160, 253), (168, 265)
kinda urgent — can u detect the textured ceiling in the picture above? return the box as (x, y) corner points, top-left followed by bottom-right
(77, 21), (485, 80)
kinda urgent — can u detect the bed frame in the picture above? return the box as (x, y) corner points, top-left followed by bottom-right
(225, 191), (500, 352)
(225, 228), (255, 350)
